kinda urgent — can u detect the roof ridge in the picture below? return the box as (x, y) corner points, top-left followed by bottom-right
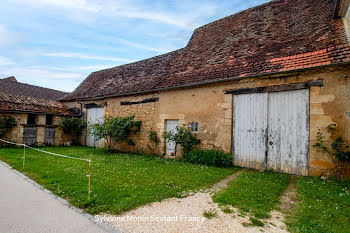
(63, 0), (348, 101)
(0, 78), (69, 95)
(187, 0), (275, 45)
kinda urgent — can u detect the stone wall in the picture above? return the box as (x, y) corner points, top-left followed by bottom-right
(78, 64), (350, 177)
(0, 113), (71, 146)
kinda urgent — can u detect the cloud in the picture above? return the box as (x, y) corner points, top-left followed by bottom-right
(38, 64), (116, 71)
(12, 0), (207, 29)
(117, 39), (174, 53)
(0, 56), (15, 66)
(42, 52), (134, 63)
(0, 66), (87, 92)
(0, 25), (18, 47)
(1, 67), (84, 80)
(111, 9), (196, 30)
(15, 0), (101, 12)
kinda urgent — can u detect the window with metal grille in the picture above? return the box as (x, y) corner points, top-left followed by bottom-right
(189, 122), (199, 133)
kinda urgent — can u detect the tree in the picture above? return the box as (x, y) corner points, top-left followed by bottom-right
(60, 117), (86, 144)
(91, 115), (141, 151)
(163, 126), (200, 156)
(0, 116), (17, 139)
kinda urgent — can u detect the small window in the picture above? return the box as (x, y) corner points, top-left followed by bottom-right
(189, 122), (199, 132)
(46, 115), (53, 125)
(27, 114), (36, 125)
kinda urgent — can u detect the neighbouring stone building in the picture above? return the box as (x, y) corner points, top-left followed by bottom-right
(0, 77), (80, 146)
(62, 0), (350, 177)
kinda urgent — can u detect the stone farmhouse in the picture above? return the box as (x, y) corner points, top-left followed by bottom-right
(61, 0), (349, 176)
(0, 77), (79, 146)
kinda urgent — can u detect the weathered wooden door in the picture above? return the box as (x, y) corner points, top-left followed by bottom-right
(86, 107), (104, 147)
(44, 128), (55, 145)
(233, 89), (309, 175)
(267, 89), (309, 176)
(166, 120), (178, 155)
(23, 127), (37, 146)
(233, 93), (268, 169)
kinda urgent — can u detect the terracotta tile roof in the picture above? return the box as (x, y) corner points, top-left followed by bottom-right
(0, 78), (78, 115)
(0, 93), (80, 115)
(62, 0), (350, 101)
(0, 78), (69, 101)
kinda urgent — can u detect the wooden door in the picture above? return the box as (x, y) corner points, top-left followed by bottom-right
(267, 89), (309, 175)
(44, 128), (55, 145)
(166, 120), (178, 155)
(86, 107), (104, 147)
(233, 89), (309, 175)
(233, 93), (268, 169)
(23, 127), (37, 146)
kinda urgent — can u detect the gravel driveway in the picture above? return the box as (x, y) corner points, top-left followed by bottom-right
(99, 169), (289, 233)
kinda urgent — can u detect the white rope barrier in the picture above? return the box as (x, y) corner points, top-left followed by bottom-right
(0, 138), (92, 200)
(0, 138), (90, 162)
(0, 138), (25, 146)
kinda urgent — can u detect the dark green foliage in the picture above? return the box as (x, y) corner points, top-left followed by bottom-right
(185, 149), (233, 167)
(91, 115), (141, 151)
(0, 116), (17, 138)
(149, 130), (160, 145)
(60, 118), (86, 144)
(0, 146), (235, 214)
(163, 127), (200, 156)
(286, 176), (350, 233)
(148, 129), (160, 155)
(213, 170), (290, 221)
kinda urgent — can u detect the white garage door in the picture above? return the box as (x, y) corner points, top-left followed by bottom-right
(86, 107), (104, 148)
(233, 89), (309, 175)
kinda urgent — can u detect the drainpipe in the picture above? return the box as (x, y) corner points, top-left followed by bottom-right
(333, 0), (340, 19)
(77, 100), (83, 118)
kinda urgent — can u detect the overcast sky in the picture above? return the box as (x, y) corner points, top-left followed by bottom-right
(0, 0), (269, 92)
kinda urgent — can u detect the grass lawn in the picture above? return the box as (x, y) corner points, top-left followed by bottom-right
(212, 170), (290, 224)
(286, 176), (350, 233)
(0, 146), (239, 215)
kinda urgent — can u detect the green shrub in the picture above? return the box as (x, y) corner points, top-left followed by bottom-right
(91, 115), (141, 151)
(185, 149), (233, 167)
(163, 127), (200, 156)
(0, 116), (17, 139)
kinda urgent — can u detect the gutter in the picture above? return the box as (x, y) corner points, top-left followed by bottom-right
(74, 61), (350, 102)
(0, 110), (80, 117)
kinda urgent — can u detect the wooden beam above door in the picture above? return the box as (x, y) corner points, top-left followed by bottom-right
(224, 80), (323, 95)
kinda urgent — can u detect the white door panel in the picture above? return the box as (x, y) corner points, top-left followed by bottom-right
(166, 120), (178, 155)
(267, 89), (309, 175)
(234, 93), (268, 169)
(233, 89), (309, 175)
(86, 107), (104, 148)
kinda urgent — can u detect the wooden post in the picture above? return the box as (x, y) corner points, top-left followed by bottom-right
(23, 145), (25, 169)
(88, 159), (91, 200)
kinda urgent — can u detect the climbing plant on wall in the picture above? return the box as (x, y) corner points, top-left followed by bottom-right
(313, 124), (350, 179)
(60, 117), (87, 145)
